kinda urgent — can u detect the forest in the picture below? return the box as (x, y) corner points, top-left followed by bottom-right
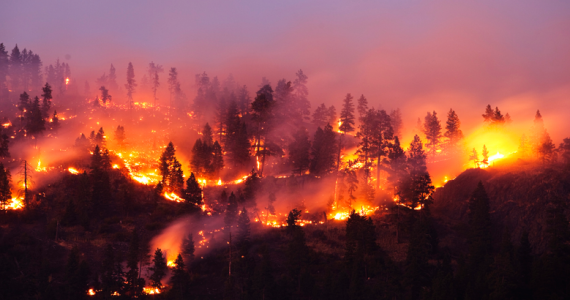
(1, 42), (570, 300)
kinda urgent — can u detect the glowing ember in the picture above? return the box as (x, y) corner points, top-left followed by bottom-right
(217, 178), (222, 185)
(68, 167), (79, 174)
(143, 287), (161, 295)
(2, 122), (11, 128)
(7, 197), (24, 210)
(164, 192), (183, 202)
(167, 260), (177, 267)
(65, 77), (70, 85)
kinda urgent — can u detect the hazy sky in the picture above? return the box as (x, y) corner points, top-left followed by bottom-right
(2, 0), (570, 137)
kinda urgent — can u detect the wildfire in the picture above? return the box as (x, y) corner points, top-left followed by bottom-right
(5, 197), (24, 210)
(167, 260), (177, 267)
(2, 122), (11, 128)
(88, 288), (96, 296)
(35, 159), (46, 172)
(143, 287), (161, 295)
(164, 192), (183, 202)
(329, 205), (379, 221)
(68, 167), (79, 174)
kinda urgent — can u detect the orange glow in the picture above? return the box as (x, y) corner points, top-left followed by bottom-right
(65, 77), (70, 85)
(143, 287), (161, 295)
(164, 192), (183, 202)
(68, 167), (79, 174)
(88, 288), (96, 296)
(167, 260), (177, 267)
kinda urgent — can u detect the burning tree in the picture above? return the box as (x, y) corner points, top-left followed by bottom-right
(41, 83), (52, 119)
(337, 93), (356, 170)
(159, 142), (184, 194)
(309, 124), (337, 176)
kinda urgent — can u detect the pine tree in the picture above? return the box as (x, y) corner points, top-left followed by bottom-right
(483, 104), (494, 123)
(101, 244), (123, 298)
(390, 108), (403, 139)
(292, 69), (311, 120)
(18, 92), (30, 127)
(481, 145), (489, 168)
(469, 148), (480, 168)
(114, 125), (125, 149)
(41, 83), (52, 119)
(159, 142), (184, 193)
(312, 103), (330, 128)
(126, 229), (144, 297)
(530, 110), (546, 155)
(0, 163), (11, 211)
(125, 62), (137, 109)
(310, 125), (337, 176)
(251, 84), (274, 175)
(190, 138), (209, 177)
(444, 109), (463, 153)
(370, 109), (394, 190)
(423, 111), (442, 159)
(0, 129), (9, 158)
(26, 96), (46, 137)
(237, 207), (251, 254)
(289, 127), (311, 175)
(202, 123), (214, 147)
(225, 192), (239, 230)
(518, 134), (531, 158)
(182, 173), (202, 207)
(408, 135), (427, 175)
(9, 45), (22, 92)
(169, 254), (190, 299)
(99, 86), (112, 104)
(388, 136), (407, 190)
(212, 141), (224, 176)
(463, 182), (493, 300)
(357, 94), (368, 122)
(148, 62), (163, 105)
(337, 93), (356, 177)
(0, 43), (8, 100)
(103, 64), (116, 91)
(182, 233), (195, 262)
(149, 248), (167, 289)
(538, 131), (555, 165)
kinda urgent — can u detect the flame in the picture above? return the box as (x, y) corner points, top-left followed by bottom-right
(143, 287), (161, 295)
(7, 197), (24, 210)
(167, 260), (177, 267)
(88, 288), (96, 296)
(35, 159), (46, 172)
(2, 122), (11, 128)
(68, 167), (79, 174)
(217, 178), (222, 185)
(65, 77), (70, 85)
(164, 192), (183, 202)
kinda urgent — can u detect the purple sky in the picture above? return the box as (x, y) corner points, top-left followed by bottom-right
(2, 0), (570, 138)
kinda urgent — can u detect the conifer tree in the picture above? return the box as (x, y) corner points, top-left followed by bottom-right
(108, 64), (118, 91)
(182, 172), (202, 207)
(518, 134), (531, 158)
(312, 103), (330, 128)
(463, 182), (493, 300)
(225, 192), (239, 230)
(101, 244), (123, 298)
(99, 86), (112, 104)
(159, 142), (184, 193)
(212, 141), (224, 175)
(41, 83), (52, 119)
(0, 43), (8, 99)
(126, 229), (144, 297)
(538, 131), (555, 165)
(423, 111), (442, 158)
(309, 124), (337, 176)
(18, 92), (30, 127)
(0, 163), (11, 210)
(408, 135), (427, 175)
(114, 125), (125, 149)
(481, 145), (489, 168)
(26, 96), (46, 137)
(251, 84), (274, 174)
(237, 207), (251, 254)
(149, 248), (167, 289)
(190, 138), (209, 177)
(469, 148), (480, 168)
(169, 254), (190, 299)
(388, 136), (407, 190)
(357, 94), (368, 122)
(148, 62), (163, 105)
(390, 108), (403, 139)
(182, 233), (195, 262)
(443, 109), (463, 153)
(125, 62), (137, 109)
(202, 123), (214, 147)
(289, 127), (311, 175)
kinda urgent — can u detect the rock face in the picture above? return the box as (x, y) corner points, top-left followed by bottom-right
(432, 164), (570, 254)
